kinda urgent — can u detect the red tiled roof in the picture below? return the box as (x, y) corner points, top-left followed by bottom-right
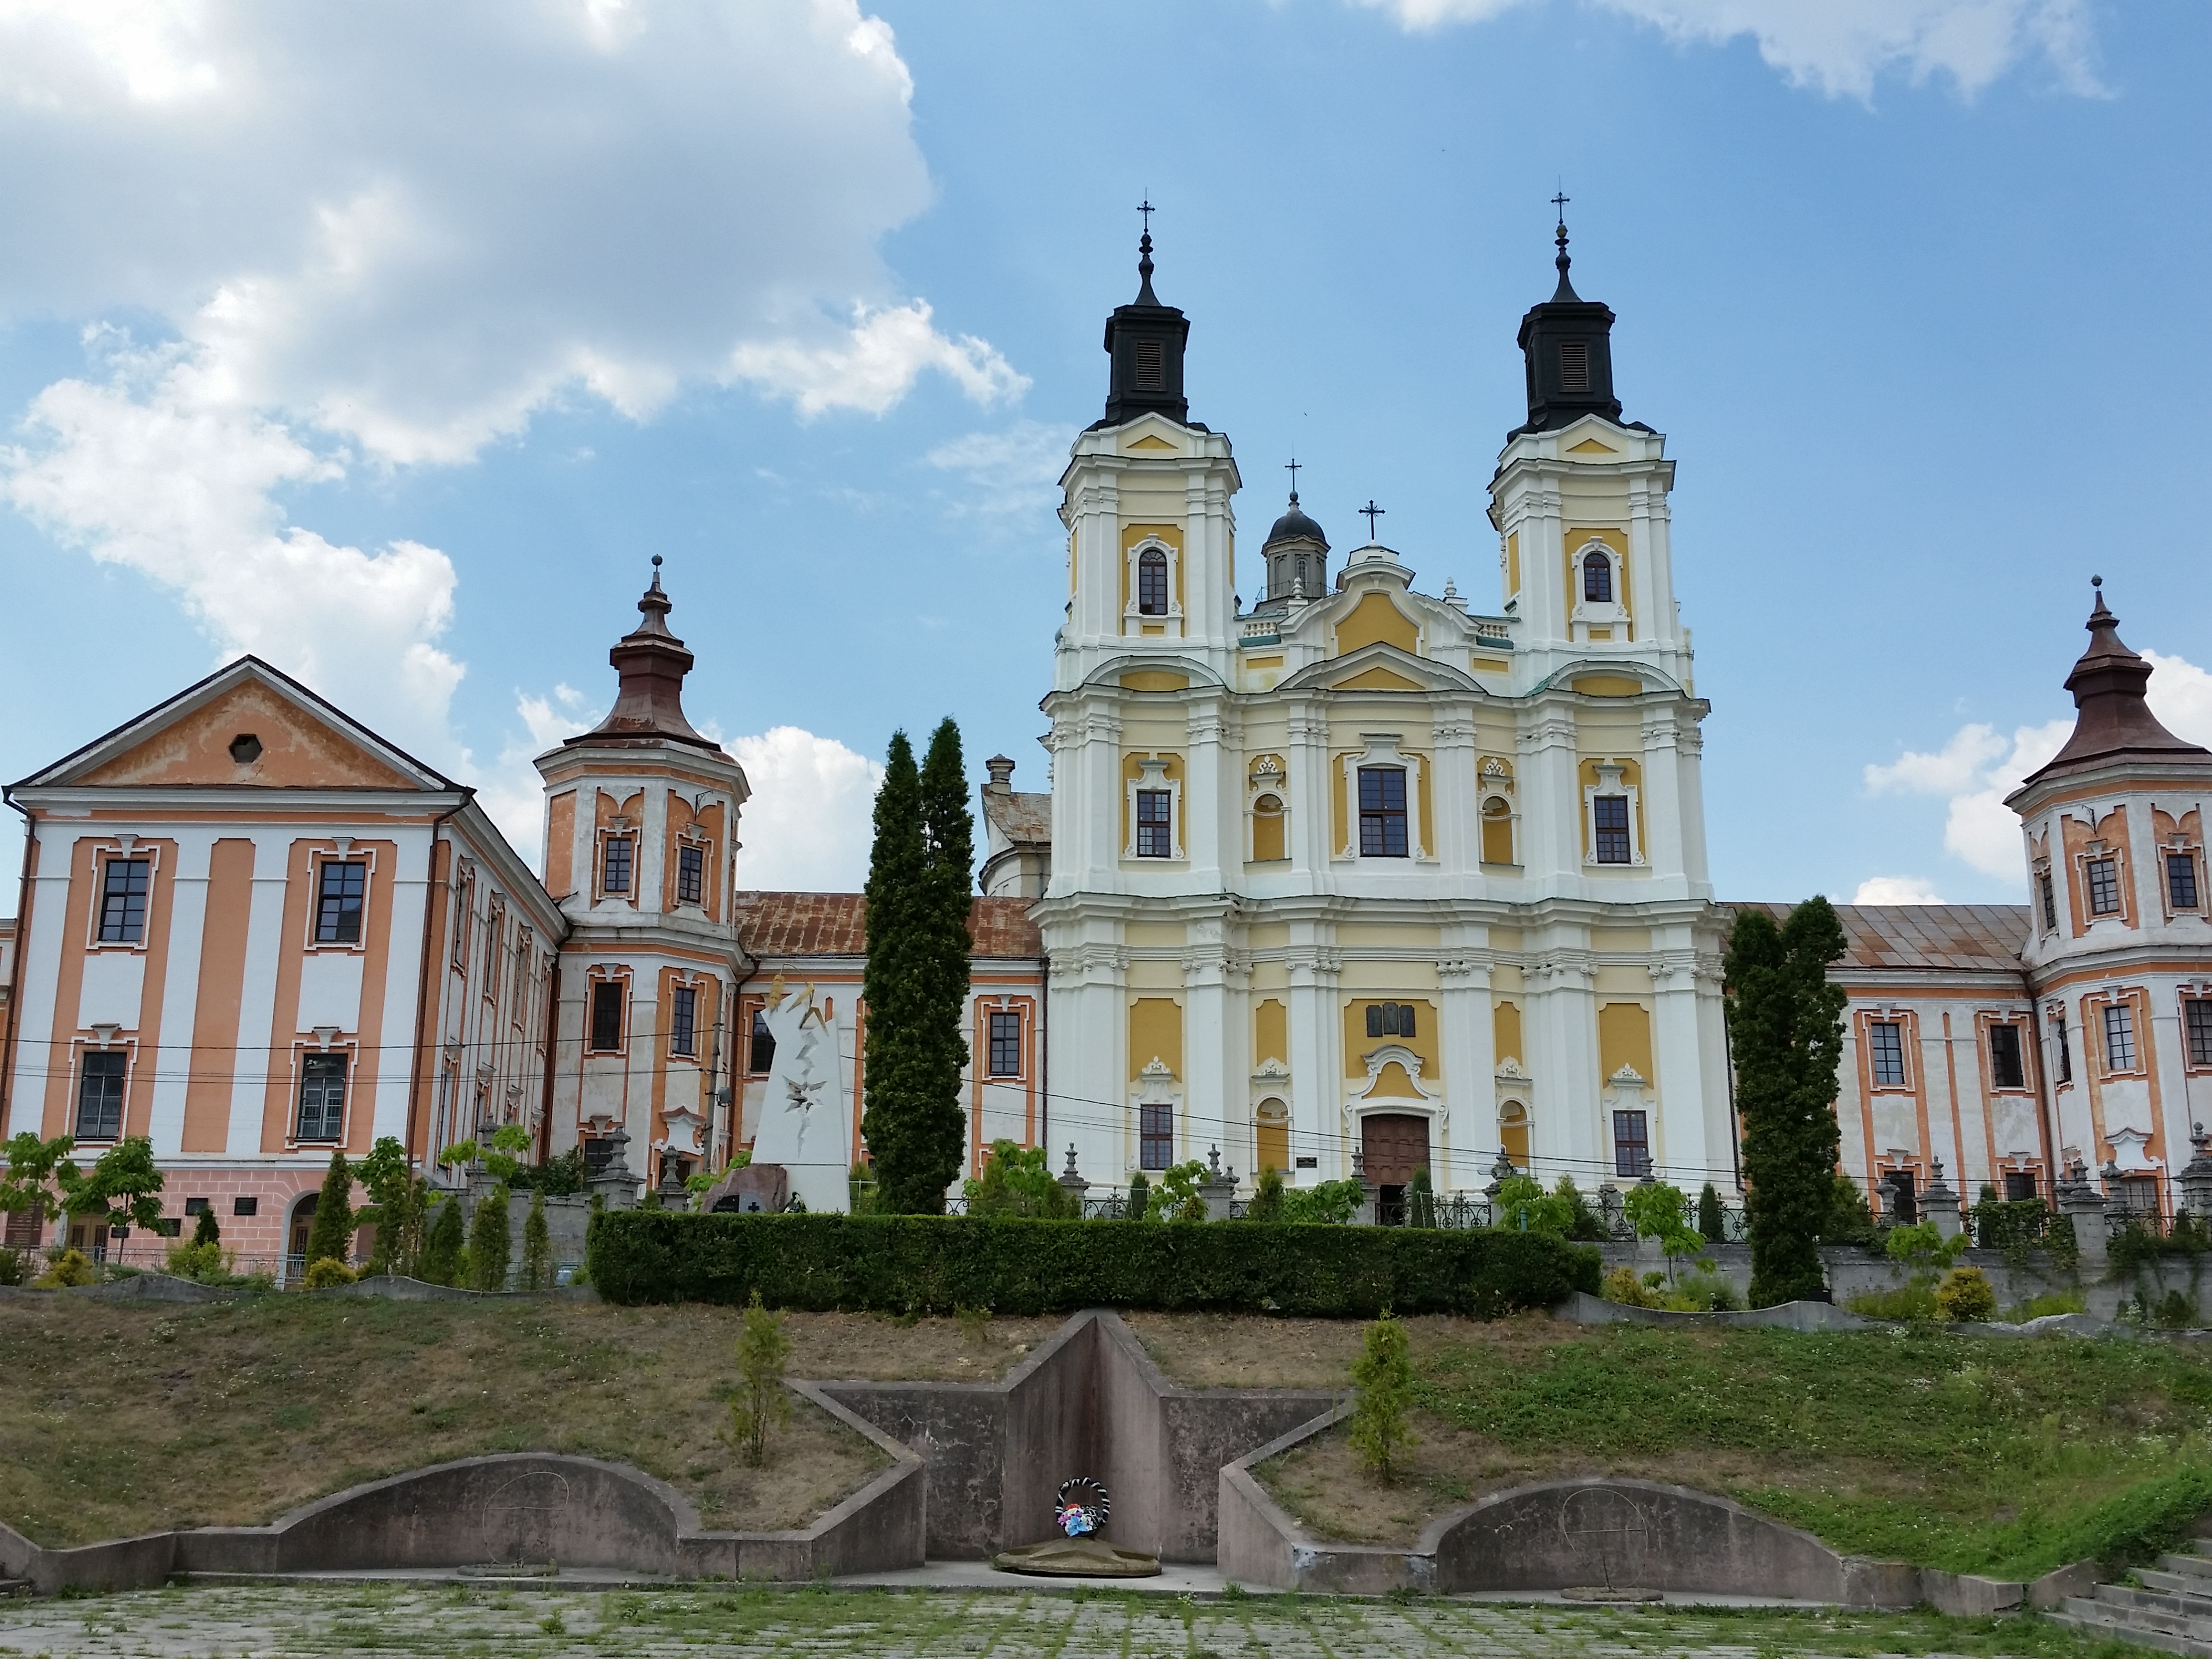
(735, 891), (1043, 961)
(1725, 902), (2031, 976)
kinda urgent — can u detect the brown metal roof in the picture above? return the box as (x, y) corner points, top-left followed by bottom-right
(982, 789), (1052, 846)
(1725, 902), (2030, 976)
(736, 891), (1043, 961)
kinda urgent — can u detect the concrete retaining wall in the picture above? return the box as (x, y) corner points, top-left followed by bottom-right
(0, 1396), (924, 1594)
(819, 1309), (1334, 1564)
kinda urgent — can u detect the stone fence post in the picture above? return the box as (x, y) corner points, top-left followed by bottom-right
(2055, 1159), (2109, 1278)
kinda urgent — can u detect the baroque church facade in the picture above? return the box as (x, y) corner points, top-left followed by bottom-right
(1027, 224), (1730, 1203)
(4, 225), (2211, 1269)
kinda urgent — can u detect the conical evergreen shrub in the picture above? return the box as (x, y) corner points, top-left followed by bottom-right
(191, 1204), (220, 1248)
(521, 1188), (553, 1291)
(420, 1197), (465, 1286)
(301, 1151), (355, 1271)
(469, 1185), (512, 1291)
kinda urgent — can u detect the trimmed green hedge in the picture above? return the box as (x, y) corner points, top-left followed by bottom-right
(585, 1211), (1600, 1318)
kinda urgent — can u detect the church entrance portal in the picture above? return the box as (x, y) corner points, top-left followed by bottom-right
(1361, 1113), (1430, 1225)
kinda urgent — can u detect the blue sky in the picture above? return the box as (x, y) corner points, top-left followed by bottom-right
(1, 0), (2206, 906)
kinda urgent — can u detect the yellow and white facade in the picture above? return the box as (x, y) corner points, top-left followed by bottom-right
(1036, 230), (1731, 1198)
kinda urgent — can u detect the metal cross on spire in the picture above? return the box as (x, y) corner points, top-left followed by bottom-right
(1285, 457), (1301, 500)
(1552, 188), (1570, 253)
(1138, 196), (1154, 237)
(1360, 500), (1385, 540)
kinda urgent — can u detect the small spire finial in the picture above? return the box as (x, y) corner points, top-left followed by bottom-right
(2092, 573), (2102, 588)
(1360, 499), (1385, 541)
(1549, 187), (1578, 300)
(1134, 195), (1157, 300)
(1285, 456), (1301, 503)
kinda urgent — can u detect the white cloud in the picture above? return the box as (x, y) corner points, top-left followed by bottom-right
(1853, 875), (1947, 905)
(2145, 650), (2212, 750)
(732, 302), (1028, 420)
(732, 727), (886, 891)
(1864, 716), (2070, 878)
(0, 1), (1014, 789)
(2, 334), (462, 755)
(926, 420), (1074, 519)
(1355, 0), (2101, 99)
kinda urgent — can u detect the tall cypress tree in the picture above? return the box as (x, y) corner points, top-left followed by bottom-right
(1726, 897), (1848, 1306)
(909, 718), (974, 1205)
(861, 733), (929, 1210)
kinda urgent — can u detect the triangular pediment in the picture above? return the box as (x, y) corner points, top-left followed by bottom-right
(1280, 641), (1480, 696)
(24, 657), (452, 792)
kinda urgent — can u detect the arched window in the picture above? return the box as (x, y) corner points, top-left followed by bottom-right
(1137, 548), (1169, 615)
(1480, 796), (1515, 866)
(1582, 549), (1612, 605)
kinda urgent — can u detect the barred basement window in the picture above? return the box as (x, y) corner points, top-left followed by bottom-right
(1364, 1003), (1417, 1039)
(748, 1009), (776, 1074)
(2004, 1171), (2039, 1201)
(2188, 999), (2212, 1068)
(589, 981), (625, 1053)
(2103, 1002), (2137, 1072)
(2039, 871), (2058, 931)
(1988, 1023), (2025, 1090)
(98, 856), (151, 944)
(670, 985), (697, 1058)
(988, 1011), (1022, 1077)
(1559, 338), (1590, 391)
(1134, 338), (1165, 391)
(2085, 856), (2121, 916)
(2169, 852), (2201, 910)
(315, 860), (367, 943)
(1868, 1020), (1907, 1088)
(75, 1051), (125, 1140)
(677, 844), (705, 906)
(1592, 795), (1631, 864)
(233, 1195), (258, 1217)
(1139, 1102), (1173, 1170)
(296, 1053), (346, 1142)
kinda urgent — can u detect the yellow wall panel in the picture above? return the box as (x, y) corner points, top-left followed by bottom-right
(1597, 1002), (1655, 1084)
(1129, 996), (1183, 1080)
(1333, 591), (1419, 655)
(1494, 1001), (1524, 1065)
(1255, 998), (1288, 1066)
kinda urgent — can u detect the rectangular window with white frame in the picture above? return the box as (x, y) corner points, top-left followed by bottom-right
(2186, 998), (2212, 1069)
(1868, 1019), (1908, 1088)
(75, 1049), (127, 1140)
(315, 859), (368, 944)
(1358, 767), (1409, 857)
(589, 978), (627, 1054)
(296, 1052), (347, 1142)
(2085, 855), (2123, 917)
(670, 983), (698, 1058)
(677, 843), (706, 906)
(2102, 1001), (2138, 1073)
(987, 1009), (1022, 1078)
(1135, 790), (1173, 858)
(1987, 1022), (2027, 1090)
(97, 854), (152, 945)
(2168, 850), (2201, 912)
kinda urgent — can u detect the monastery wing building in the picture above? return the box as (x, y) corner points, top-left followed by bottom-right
(3, 225), (2210, 1269)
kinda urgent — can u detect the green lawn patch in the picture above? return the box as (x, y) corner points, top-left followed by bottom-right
(1414, 1323), (2212, 1578)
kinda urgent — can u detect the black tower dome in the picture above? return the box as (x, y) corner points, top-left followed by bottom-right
(1254, 489), (1328, 612)
(1511, 209), (1640, 438)
(1096, 218), (1193, 430)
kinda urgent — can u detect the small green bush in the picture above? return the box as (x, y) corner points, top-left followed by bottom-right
(520, 1188), (554, 1291)
(1407, 1167), (1436, 1229)
(1245, 1165), (1285, 1222)
(165, 1240), (229, 1283)
(1697, 1182), (1726, 1244)
(1602, 1263), (1661, 1307)
(190, 1205), (220, 1248)
(33, 1248), (97, 1288)
(2004, 1288), (2085, 1321)
(587, 1211), (1600, 1316)
(303, 1257), (356, 1289)
(726, 1289), (792, 1467)
(1348, 1311), (1417, 1480)
(964, 1140), (1078, 1219)
(1934, 1264), (1997, 1322)
(1122, 1172), (1149, 1219)
(469, 1185), (512, 1291)
(419, 1197), (465, 1286)
(302, 1150), (356, 1273)
(1280, 1179), (1363, 1226)
(0, 1246), (22, 1288)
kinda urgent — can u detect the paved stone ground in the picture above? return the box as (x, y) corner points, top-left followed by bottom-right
(0, 1585), (2127, 1658)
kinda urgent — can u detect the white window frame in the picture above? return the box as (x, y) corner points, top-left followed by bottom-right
(1338, 734), (1428, 862)
(1582, 760), (1645, 868)
(1125, 755), (1184, 862)
(87, 836), (160, 954)
(1123, 535), (1183, 633)
(1568, 538), (1628, 635)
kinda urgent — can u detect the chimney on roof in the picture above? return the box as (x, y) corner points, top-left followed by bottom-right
(984, 754), (1016, 793)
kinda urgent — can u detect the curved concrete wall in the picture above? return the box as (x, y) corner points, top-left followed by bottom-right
(0, 1409), (925, 1595)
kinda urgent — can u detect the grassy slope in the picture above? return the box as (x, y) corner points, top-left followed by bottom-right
(0, 1297), (1063, 1548)
(1408, 1323), (2212, 1578)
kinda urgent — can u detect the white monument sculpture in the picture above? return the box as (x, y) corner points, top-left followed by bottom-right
(750, 978), (849, 1213)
